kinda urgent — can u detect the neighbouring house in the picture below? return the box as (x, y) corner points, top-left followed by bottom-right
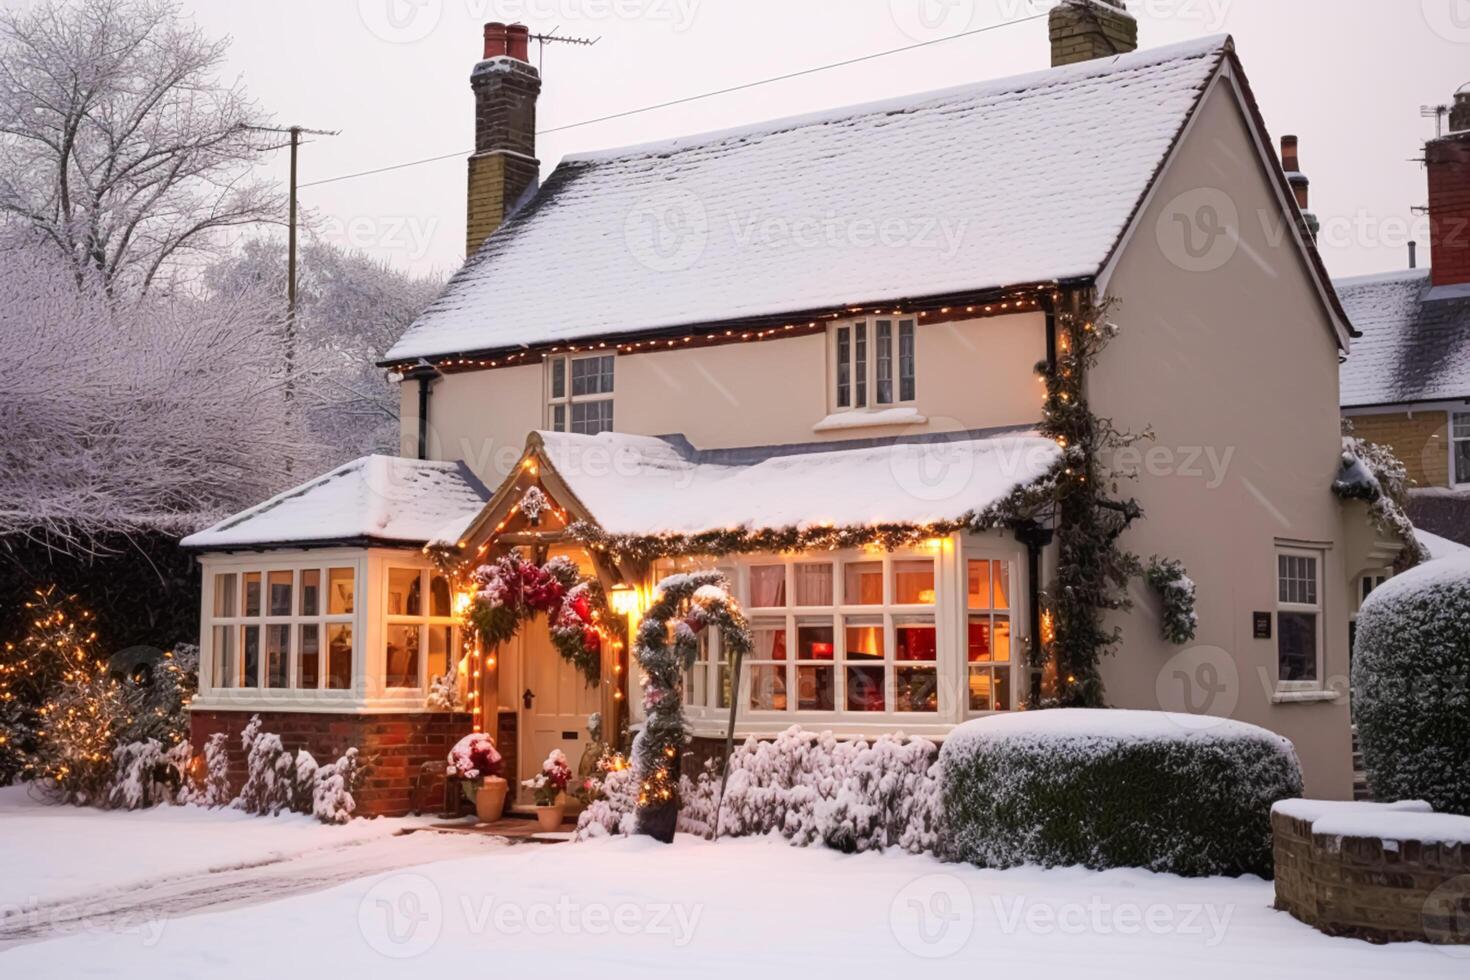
(183, 2), (1403, 814)
(1332, 92), (1470, 547)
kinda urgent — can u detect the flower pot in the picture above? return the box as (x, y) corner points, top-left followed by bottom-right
(475, 776), (509, 823)
(534, 804), (565, 832)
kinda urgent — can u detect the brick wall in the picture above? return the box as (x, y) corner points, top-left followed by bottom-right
(466, 58), (541, 255)
(1345, 410), (1450, 488)
(1049, 0), (1138, 67)
(1428, 133), (1470, 289)
(188, 709), (511, 818)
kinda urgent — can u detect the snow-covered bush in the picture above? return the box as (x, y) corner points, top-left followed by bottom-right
(184, 732), (232, 807)
(232, 716), (294, 816)
(228, 717), (369, 822)
(1354, 557), (1470, 815)
(941, 710), (1302, 877)
(108, 739), (191, 810)
(574, 764), (637, 839)
(312, 748), (364, 825)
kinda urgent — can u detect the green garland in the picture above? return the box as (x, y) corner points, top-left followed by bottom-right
(1143, 557), (1198, 645)
(633, 571), (752, 844)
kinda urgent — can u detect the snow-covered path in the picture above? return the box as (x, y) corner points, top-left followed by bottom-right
(0, 830), (504, 950)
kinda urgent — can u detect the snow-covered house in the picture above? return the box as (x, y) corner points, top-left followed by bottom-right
(184, 3), (1398, 812)
(1333, 92), (1470, 545)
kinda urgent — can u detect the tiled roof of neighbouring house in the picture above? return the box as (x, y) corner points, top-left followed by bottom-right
(181, 455), (489, 550)
(1336, 268), (1470, 408)
(386, 36), (1235, 362)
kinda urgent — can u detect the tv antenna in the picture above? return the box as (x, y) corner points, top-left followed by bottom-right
(1422, 103), (1450, 138)
(528, 26), (600, 73)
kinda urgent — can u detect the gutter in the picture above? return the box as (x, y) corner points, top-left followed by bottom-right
(404, 360), (441, 461)
(1014, 521), (1055, 710)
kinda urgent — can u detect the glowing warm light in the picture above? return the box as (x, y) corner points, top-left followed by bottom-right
(608, 583), (640, 618)
(453, 591), (473, 616)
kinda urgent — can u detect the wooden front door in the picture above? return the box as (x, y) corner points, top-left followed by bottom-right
(518, 623), (600, 803)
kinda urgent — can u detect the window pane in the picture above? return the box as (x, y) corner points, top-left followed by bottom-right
(967, 561), (991, 610)
(388, 568), (422, 616)
(299, 624), (320, 690)
(684, 662), (708, 707)
(893, 560), (935, 604)
(266, 625), (290, 688)
(1278, 612), (1318, 682)
(551, 357), (566, 399)
(847, 666), (885, 712)
(994, 562), (1010, 610)
(213, 626), (237, 689)
(844, 562), (883, 605)
(243, 573), (261, 617)
(969, 669), (994, 711)
(1455, 412), (1470, 439)
(749, 565), (786, 607)
(571, 355), (614, 397)
(836, 327), (851, 408)
(327, 625), (353, 690)
(267, 571), (293, 617)
(845, 621), (884, 660)
(328, 568), (355, 615)
(300, 569), (320, 617)
(796, 622), (835, 660)
(995, 670), (1012, 712)
(749, 664), (788, 711)
(793, 563), (833, 606)
(968, 619), (993, 663)
(896, 622), (937, 662)
(386, 624), (421, 688)
(213, 574), (237, 618)
(797, 666), (835, 711)
(854, 322), (868, 408)
(896, 667), (938, 713)
(1278, 555), (1318, 606)
(430, 574), (452, 618)
(752, 625), (787, 661)
(993, 617), (1011, 663)
(876, 320), (893, 405)
(1458, 433), (1470, 483)
(553, 404), (566, 432)
(717, 664), (731, 709)
(427, 625), (452, 681)
(242, 625), (260, 688)
(571, 400), (614, 436)
(899, 320), (916, 402)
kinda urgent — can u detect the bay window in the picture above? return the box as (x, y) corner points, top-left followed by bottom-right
(831, 318), (916, 412)
(385, 566), (459, 691)
(208, 564), (355, 692)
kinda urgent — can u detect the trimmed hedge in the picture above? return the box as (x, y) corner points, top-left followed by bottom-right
(941, 710), (1303, 878)
(1354, 557), (1470, 816)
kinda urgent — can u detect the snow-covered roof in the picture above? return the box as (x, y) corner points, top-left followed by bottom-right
(1336, 268), (1470, 407)
(386, 37), (1234, 362)
(182, 455), (489, 551)
(522, 429), (1061, 539)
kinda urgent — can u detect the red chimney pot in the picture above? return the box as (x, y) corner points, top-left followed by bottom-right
(483, 22), (530, 63)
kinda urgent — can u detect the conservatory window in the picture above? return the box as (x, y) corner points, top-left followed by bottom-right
(966, 559), (1013, 713)
(831, 318), (917, 411)
(1276, 549), (1323, 686)
(547, 353), (615, 436)
(384, 567), (459, 691)
(208, 565), (355, 692)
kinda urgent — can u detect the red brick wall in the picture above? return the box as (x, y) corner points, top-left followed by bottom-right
(189, 709), (505, 818)
(1428, 135), (1470, 288)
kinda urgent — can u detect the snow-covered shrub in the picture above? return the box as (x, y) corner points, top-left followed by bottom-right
(447, 733), (503, 781)
(232, 716), (294, 816)
(183, 732), (232, 807)
(941, 710), (1302, 877)
(574, 764), (637, 839)
(108, 739), (191, 810)
(291, 750), (320, 815)
(1354, 557), (1470, 815)
(312, 748), (364, 825)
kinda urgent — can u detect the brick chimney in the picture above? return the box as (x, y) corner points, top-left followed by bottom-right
(466, 23), (541, 256)
(1452, 90), (1470, 135)
(1427, 127), (1470, 288)
(1280, 135), (1319, 240)
(1050, 0), (1138, 68)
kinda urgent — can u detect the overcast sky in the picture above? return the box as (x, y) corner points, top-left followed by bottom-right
(178, 0), (1469, 281)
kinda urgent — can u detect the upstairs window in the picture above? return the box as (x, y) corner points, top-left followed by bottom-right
(831, 318), (916, 412)
(547, 353), (615, 436)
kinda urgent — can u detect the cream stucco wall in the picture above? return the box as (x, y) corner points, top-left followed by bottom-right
(1092, 76), (1367, 798)
(402, 312), (1046, 485)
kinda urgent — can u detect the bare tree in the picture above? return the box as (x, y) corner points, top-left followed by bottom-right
(0, 0), (281, 294)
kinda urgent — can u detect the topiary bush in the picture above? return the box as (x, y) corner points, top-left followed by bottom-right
(1353, 556), (1470, 815)
(941, 709), (1303, 878)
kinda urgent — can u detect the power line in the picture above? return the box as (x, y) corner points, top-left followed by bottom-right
(298, 13), (1047, 190)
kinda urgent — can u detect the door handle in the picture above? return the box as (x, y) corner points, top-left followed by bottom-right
(523, 688), (536, 710)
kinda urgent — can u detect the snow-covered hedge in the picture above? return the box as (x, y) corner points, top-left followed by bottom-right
(941, 710), (1302, 877)
(1353, 557), (1470, 815)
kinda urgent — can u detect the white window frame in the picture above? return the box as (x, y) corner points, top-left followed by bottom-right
(827, 317), (917, 414)
(545, 352), (615, 435)
(383, 566), (461, 693)
(1453, 412), (1470, 486)
(203, 560), (359, 697)
(1275, 547), (1325, 692)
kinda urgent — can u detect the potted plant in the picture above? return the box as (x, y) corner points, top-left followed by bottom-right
(447, 733), (507, 824)
(522, 749), (572, 831)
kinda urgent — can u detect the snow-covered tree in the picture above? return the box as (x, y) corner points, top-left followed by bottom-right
(0, 0), (281, 293)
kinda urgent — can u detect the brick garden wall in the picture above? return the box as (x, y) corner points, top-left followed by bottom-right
(189, 709), (516, 818)
(1272, 810), (1470, 944)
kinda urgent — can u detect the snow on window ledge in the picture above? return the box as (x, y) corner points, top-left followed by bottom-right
(812, 407), (927, 433)
(1271, 689), (1342, 705)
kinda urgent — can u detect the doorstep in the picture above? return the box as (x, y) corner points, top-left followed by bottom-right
(423, 816), (573, 844)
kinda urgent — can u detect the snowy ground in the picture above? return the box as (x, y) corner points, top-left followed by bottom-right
(0, 814), (1462, 978)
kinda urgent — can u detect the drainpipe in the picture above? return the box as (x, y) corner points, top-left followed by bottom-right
(407, 360), (440, 461)
(1015, 521), (1054, 709)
